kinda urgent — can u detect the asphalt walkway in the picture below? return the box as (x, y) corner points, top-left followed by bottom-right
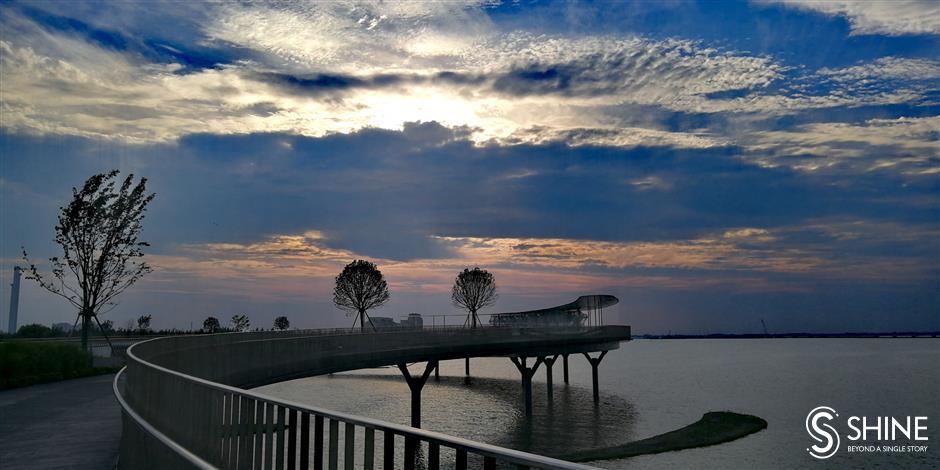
(0, 374), (120, 469)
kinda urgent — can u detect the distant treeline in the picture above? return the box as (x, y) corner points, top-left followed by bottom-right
(637, 332), (939, 339)
(1, 322), (288, 340)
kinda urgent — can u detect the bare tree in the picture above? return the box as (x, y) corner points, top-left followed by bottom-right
(203, 316), (221, 333)
(452, 267), (498, 328)
(23, 171), (155, 351)
(273, 316), (290, 330)
(332, 260), (390, 331)
(231, 314), (250, 332)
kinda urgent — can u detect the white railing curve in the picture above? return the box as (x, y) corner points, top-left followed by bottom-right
(115, 326), (630, 469)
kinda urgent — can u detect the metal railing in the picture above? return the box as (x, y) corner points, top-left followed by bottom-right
(116, 326), (630, 469)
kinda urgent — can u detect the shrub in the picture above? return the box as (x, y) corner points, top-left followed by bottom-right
(0, 342), (115, 390)
(16, 323), (55, 338)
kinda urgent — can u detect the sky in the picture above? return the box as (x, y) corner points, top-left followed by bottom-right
(0, 0), (937, 334)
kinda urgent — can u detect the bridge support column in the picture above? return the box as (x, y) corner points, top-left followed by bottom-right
(583, 351), (608, 404)
(434, 362), (440, 381)
(398, 360), (438, 428)
(543, 355), (558, 399)
(562, 354), (570, 384)
(510, 356), (544, 417)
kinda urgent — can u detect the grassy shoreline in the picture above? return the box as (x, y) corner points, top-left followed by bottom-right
(562, 411), (768, 462)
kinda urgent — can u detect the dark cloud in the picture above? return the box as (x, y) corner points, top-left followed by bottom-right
(256, 70), (490, 97)
(3, 122), (937, 331)
(12, 1), (235, 73)
(4, 123), (936, 257)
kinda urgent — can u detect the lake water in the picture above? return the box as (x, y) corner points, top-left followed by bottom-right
(256, 339), (939, 469)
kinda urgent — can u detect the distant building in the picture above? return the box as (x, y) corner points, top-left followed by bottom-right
(401, 313), (423, 329)
(370, 317), (398, 329)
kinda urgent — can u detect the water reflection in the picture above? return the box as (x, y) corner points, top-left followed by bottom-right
(259, 367), (637, 464)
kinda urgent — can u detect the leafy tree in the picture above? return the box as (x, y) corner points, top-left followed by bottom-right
(203, 316), (221, 333)
(231, 314), (250, 332)
(452, 267), (498, 328)
(23, 171), (154, 350)
(332, 260), (390, 331)
(100, 319), (114, 332)
(273, 316), (290, 331)
(137, 314), (152, 332)
(16, 324), (54, 338)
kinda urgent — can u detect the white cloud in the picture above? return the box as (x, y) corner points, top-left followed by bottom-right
(762, 0), (940, 36)
(204, 1), (495, 73)
(817, 57), (940, 82)
(490, 125), (729, 149)
(0, 2), (791, 147)
(687, 55), (940, 115)
(0, 0), (936, 161)
(744, 116), (940, 172)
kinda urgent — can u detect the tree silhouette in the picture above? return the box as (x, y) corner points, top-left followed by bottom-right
(273, 316), (290, 330)
(16, 324), (54, 338)
(332, 260), (390, 331)
(231, 314), (250, 332)
(203, 316), (221, 333)
(137, 314), (152, 332)
(452, 267), (498, 328)
(23, 171), (154, 351)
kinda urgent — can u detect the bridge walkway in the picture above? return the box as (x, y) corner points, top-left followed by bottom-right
(0, 374), (120, 469)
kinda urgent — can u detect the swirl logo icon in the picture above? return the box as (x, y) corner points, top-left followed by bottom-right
(806, 406), (840, 459)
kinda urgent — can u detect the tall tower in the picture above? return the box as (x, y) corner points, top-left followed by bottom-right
(8, 266), (21, 334)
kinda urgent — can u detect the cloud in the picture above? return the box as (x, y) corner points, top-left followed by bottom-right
(762, 1), (940, 36)
(745, 116), (940, 172)
(110, 216), (932, 326)
(434, 230), (826, 274)
(0, 3), (785, 147)
(3, 1), (937, 154)
(817, 57), (940, 82)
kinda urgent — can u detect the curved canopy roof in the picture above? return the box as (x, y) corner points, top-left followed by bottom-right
(494, 295), (619, 317)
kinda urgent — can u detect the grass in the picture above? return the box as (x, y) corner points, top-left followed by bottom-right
(562, 411), (768, 462)
(0, 341), (120, 390)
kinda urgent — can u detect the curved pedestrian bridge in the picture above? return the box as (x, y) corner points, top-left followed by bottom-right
(115, 325), (630, 469)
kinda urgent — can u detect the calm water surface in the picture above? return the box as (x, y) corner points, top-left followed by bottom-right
(257, 338), (939, 469)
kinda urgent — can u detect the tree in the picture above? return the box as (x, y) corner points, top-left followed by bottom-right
(273, 316), (290, 331)
(137, 314), (152, 332)
(22, 170), (155, 351)
(16, 323), (54, 338)
(332, 260), (390, 331)
(231, 314), (250, 332)
(203, 316), (221, 333)
(100, 319), (114, 333)
(452, 267), (498, 328)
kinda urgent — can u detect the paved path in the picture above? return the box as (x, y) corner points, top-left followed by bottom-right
(0, 374), (120, 469)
